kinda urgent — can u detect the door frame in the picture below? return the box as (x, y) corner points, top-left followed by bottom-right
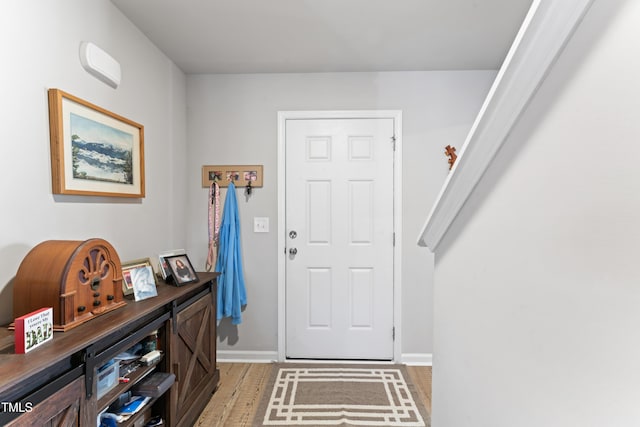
(277, 110), (403, 362)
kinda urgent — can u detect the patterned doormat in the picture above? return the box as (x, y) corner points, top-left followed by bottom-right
(253, 364), (430, 426)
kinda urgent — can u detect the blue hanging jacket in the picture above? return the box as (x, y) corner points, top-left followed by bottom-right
(215, 182), (247, 324)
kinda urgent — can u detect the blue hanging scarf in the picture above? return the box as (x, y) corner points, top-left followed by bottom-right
(215, 182), (247, 324)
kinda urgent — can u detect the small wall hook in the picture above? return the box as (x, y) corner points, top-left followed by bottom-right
(445, 145), (458, 170)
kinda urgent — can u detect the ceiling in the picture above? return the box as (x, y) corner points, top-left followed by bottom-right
(111, 0), (533, 75)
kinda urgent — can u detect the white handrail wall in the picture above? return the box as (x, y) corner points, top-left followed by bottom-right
(417, 0), (595, 251)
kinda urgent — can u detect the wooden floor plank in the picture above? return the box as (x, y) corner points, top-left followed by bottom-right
(195, 363), (249, 426)
(196, 363), (272, 427)
(406, 365), (433, 415)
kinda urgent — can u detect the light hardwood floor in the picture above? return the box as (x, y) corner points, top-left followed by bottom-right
(195, 362), (432, 426)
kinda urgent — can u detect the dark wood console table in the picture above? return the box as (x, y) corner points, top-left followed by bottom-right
(0, 272), (219, 427)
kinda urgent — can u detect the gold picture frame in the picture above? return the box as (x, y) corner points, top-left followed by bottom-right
(48, 89), (145, 197)
(202, 164), (263, 188)
(121, 258), (155, 296)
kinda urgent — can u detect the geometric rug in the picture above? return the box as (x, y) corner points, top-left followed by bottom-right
(253, 364), (430, 426)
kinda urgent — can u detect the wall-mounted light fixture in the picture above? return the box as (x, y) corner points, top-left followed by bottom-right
(79, 42), (121, 89)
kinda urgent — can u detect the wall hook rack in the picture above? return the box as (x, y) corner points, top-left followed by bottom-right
(202, 165), (263, 188)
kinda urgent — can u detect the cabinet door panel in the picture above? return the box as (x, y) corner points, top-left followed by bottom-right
(170, 293), (218, 427)
(6, 376), (84, 427)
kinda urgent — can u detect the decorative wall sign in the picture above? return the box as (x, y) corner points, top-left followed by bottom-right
(48, 89), (145, 197)
(202, 165), (263, 188)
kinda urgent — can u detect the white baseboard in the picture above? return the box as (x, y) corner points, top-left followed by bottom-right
(217, 350), (278, 363)
(401, 353), (433, 366)
(217, 350), (432, 366)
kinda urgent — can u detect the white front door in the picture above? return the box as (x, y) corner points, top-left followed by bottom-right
(285, 116), (396, 360)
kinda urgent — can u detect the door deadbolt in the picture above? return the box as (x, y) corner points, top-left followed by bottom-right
(289, 230), (297, 239)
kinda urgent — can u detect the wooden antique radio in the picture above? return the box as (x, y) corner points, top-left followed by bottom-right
(13, 238), (127, 331)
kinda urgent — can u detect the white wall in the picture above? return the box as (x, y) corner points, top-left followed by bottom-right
(0, 1), (187, 324)
(186, 71), (496, 358)
(433, 0), (640, 425)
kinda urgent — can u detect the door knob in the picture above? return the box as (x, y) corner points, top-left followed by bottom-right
(289, 248), (298, 255)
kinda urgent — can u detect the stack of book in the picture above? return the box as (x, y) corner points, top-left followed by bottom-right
(118, 395), (152, 420)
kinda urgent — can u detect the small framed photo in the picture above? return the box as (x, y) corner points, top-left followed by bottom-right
(158, 249), (185, 280)
(122, 258), (154, 296)
(122, 270), (134, 296)
(165, 254), (199, 286)
(131, 265), (157, 301)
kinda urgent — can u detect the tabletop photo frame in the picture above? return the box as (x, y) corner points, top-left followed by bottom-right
(131, 265), (157, 301)
(165, 254), (199, 286)
(121, 258), (155, 297)
(158, 249), (185, 281)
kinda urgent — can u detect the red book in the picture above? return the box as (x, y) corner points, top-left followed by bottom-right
(14, 307), (53, 354)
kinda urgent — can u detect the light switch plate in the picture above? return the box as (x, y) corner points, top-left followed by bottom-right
(254, 217), (269, 233)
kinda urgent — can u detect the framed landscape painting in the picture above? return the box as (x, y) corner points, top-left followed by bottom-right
(48, 89), (145, 197)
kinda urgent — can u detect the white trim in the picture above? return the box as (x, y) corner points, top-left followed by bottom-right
(217, 350), (278, 363)
(277, 110), (403, 362)
(393, 113), (403, 364)
(216, 350), (432, 366)
(277, 112), (287, 362)
(417, 0), (595, 251)
(401, 353), (433, 366)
